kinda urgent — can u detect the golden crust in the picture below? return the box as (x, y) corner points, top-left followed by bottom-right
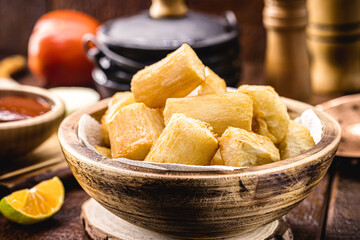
(198, 67), (227, 96)
(210, 149), (224, 165)
(101, 92), (135, 146)
(108, 103), (164, 160)
(237, 85), (290, 144)
(279, 120), (315, 159)
(97, 44), (307, 168)
(252, 115), (277, 143)
(163, 92), (253, 135)
(219, 127), (280, 167)
(131, 44), (205, 108)
(145, 113), (218, 165)
(94, 145), (112, 158)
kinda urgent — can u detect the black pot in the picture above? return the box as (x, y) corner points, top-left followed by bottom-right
(85, 10), (241, 98)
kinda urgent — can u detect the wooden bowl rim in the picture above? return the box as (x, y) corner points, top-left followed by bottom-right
(58, 96), (341, 178)
(0, 85), (65, 130)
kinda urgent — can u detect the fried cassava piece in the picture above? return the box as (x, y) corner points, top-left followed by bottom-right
(94, 43), (316, 168)
(131, 44), (205, 108)
(210, 150), (224, 166)
(238, 85), (290, 144)
(101, 92), (135, 146)
(108, 103), (164, 160)
(198, 67), (227, 95)
(219, 127), (280, 167)
(279, 120), (315, 160)
(252, 115), (277, 143)
(94, 145), (112, 158)
(145, 113), (218, 166)
(163, 92), (253, 135)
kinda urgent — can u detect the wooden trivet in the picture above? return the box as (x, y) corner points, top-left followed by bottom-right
(81, 198), (293, 240)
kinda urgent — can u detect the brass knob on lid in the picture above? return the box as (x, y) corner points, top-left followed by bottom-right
(150, 0), (188, 18)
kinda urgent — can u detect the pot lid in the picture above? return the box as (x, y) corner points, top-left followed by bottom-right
(97, 11), (238, 50)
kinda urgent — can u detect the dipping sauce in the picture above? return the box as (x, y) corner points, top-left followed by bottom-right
(0, 96), (51, 122)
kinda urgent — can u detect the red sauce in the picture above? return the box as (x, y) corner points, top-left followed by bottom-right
(0, 96), (51, 123)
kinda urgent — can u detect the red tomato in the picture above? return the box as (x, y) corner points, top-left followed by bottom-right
(28, 10), (100, 86)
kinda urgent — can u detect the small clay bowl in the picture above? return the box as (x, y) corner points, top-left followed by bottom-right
(58, 97), (340, 239)
(0, 85), (65, 159)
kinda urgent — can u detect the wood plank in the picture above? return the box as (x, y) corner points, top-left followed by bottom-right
(0, 134), (63, 176)
(48, 0), (150, 21)
(284, 170), (332, 240)
(325, 158), (360, 239)
(0, 0), (46, 55)
(0, 134), (72, 197)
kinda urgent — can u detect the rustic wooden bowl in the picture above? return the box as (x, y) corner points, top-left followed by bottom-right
(0, 85), (65, 159)
(58, 97), (341, 239)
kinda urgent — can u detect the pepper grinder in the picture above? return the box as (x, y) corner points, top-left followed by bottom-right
(263, 0), (310, 101)
(307, 0), (360, 94)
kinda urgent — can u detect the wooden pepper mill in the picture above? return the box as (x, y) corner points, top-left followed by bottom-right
(263, 0), (310, 101)
(307, 0), (360, 94)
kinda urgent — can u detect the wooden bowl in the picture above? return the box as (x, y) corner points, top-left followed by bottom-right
(0, 85), (65, 159)
(58, 97), (340, 239)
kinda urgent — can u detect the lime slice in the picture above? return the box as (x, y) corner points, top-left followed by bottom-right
(0, 177), (64, 224)
(50, 87), (100, 115)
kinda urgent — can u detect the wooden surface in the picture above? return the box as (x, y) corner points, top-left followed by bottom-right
(1, 157), (360, 239)
(0, 134), (70, 194)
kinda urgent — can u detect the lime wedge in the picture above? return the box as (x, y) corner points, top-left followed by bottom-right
(0, 177), (64, 224)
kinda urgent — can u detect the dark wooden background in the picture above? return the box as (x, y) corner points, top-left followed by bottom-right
(0, 0), (266, 84)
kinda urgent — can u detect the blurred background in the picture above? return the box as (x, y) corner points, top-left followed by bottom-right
(0, 0), (265, 86)
(1, 1), (360, 239)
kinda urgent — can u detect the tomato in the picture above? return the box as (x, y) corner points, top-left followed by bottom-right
(28, 10), (100, 86)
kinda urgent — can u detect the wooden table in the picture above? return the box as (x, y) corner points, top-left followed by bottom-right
(1, 156), (359, 239)
(0, 65), (359, 239)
